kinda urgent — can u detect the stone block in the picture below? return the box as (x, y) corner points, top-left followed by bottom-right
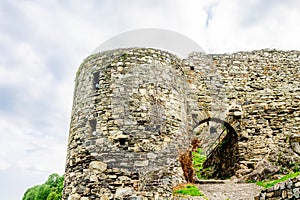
(115, 187), (134, 197)
(89, 161), (107, 172)
(281, 189), (287, 198)
(89, 174), (98, 182)
(68, 194), (81, 200)
(293, 187), (300, 198)
(100, 194), (109, 200)
(134, 160), (149, 167)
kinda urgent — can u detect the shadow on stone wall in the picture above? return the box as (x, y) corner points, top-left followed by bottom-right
(203, 132), (239, 179)
(197, 118), (240, 179)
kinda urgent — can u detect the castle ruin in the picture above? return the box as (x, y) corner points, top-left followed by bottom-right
(63, 47), (300, 199)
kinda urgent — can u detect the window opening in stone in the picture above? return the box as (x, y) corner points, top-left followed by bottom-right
(119, 138), (127, 146)
(93, 71), (100, 89)
(89, 119), (97, 133)
(209, 126), (217, 134)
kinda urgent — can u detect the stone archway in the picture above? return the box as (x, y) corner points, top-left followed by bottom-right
(192, 117), (239, 179)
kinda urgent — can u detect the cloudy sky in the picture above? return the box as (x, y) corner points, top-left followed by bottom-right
(1, 0), (300, 199)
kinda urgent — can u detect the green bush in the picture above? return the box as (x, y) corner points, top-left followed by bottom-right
(22, 173), (64, 200)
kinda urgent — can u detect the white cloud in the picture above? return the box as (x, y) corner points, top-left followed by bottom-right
(0, 115), (66, 173)
(0, 159), (10, 170)
(0, 42), (53, 98)
(203, 0), (300, 53)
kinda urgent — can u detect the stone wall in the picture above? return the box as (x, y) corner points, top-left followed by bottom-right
(63, 48), (193, 200)
(255, 176), (300, 199)
(185, 49), (300, 178)
(63, 48), (300, 199)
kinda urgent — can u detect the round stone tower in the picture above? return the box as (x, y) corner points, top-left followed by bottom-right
(63, 48), (193, 199)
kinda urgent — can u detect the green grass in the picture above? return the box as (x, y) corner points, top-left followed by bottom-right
(173, 184), (205, 197)
(192, 148), (208, 179)
(256, 172), (300, 188)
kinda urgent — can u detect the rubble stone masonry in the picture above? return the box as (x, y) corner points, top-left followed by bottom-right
(63, 48), (300, 199)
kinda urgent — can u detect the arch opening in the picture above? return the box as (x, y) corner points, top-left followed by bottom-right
(192, 117), (239, 179)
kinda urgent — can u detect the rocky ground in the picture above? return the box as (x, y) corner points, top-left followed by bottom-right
(174, 180), (263, 200)
(198, 181), (262, 200)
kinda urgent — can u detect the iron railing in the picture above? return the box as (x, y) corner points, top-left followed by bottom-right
(205, 127), (227, 156)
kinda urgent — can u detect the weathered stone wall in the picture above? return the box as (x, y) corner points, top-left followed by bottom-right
(185, 49), (300, 178)
(63, 48), (195, 200)
(255, 176), (300, 199)
(63, 48), (300, 199)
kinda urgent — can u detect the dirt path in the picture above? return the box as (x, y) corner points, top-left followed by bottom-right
(197, 181), (262, 200)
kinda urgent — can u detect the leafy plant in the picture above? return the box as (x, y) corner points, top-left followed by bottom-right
(22, 173), (64, 200)
(293, 165), (299, 172)
(256, 172), (300, 188)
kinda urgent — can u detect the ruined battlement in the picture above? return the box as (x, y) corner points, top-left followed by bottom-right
(63, 48), (300, 199)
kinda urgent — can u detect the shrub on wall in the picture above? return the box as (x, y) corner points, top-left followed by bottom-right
(178, 149), (195, 183)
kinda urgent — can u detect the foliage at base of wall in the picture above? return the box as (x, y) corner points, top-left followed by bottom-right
(192, 148), (213, 179)
(179, 149), (195, 183)
(173, 183), (207, 198)
(22, 173), (64, 200)
(255, 172), (300, 188)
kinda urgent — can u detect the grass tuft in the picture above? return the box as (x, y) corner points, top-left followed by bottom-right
(192, 148), (208, 179)
(256, 172), (300, 188)
(173, 184), (204, 197)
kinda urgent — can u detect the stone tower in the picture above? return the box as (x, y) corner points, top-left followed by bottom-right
(63, 47), (300, 199)
(63, 48), (199, 199)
